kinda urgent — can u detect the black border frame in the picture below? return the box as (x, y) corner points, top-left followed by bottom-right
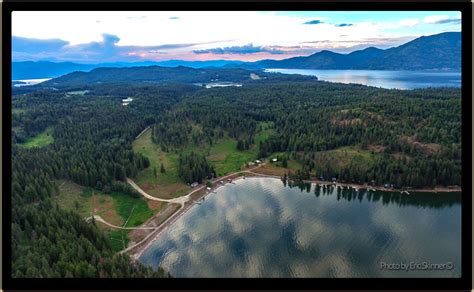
(2, 1), (472, 290)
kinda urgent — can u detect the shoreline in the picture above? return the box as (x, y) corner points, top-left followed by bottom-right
(126, 171), (461, 260)
(247, 169), (462, 194)
(130, 174), (247, 260)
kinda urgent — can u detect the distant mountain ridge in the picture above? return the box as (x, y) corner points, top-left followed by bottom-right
(230, 32), (461, 71)
(12, 32), (460, 80)
(11, 60), (245, 80)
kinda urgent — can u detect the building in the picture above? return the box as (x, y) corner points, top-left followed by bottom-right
(190, 182), (199, 188)
(272, 158), (278, 162)
(122, 97), (133, 106)
(255, 160), (262, 164)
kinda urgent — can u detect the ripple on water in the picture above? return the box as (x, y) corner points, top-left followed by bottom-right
(139, 177), (461, 278)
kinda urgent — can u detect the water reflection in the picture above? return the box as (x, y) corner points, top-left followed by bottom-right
(285, 181), (461, 209)
(265, 69), (461, 90)
(139, 177), (461, 278)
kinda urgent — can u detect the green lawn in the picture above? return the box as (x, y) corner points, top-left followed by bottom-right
(207, 123), (275, 175)
(53, 180), (156, 252)
(108, 192), (154, 227)
(208, 138), (258, 176)
(20, 128), (54, 148)
(107, 230), (130, 252)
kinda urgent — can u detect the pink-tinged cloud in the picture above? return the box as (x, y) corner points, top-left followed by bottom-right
(12, 33), (421, 63)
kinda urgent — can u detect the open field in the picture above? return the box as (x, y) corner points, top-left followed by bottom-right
(132, 129), (191, 199)
(312, 146), (379, 173)
(132, 124), (275, 199)
(20, 127), (54, 148)
(251, 159), (302, 176)
(53, 180), (161, 252)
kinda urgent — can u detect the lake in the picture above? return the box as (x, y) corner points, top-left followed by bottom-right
(139, 177), (461, 278)
(264, 69), (461, 90)
(12, 78), (52, 87)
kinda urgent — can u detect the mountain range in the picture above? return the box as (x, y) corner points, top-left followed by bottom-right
(12, 32), (460, 80)
(228, 32), (461, 71)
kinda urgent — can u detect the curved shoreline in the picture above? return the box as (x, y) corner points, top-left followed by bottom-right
(130, 175), (247, 260)
(125, 172), (461, 261)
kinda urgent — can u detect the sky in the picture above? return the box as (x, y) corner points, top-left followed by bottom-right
(12, 11), (461, 63)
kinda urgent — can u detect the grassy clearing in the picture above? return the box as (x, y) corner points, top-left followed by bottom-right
(53, 180), (158, 252)
(132, 129), (190, 199)
(53, 180), (157, 227)
(107, 230), (130, 252)
(313, 146), (378, 174)
(253, 157), (302, 176)
(20, 128), (54, 148)
(132, 123), (276, 198)
(208, 138), (257, 176)
(207, 123), (275, 175)
(108, 192), (154, 227)
(53, 180), (123, 226)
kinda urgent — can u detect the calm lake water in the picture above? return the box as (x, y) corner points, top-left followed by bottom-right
(265, 69), (461, 90)
(139, 177), (461, 278)
(12, 78), (52, 87)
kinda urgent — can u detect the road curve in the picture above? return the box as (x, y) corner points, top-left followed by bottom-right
(120, 164), (266, 256)
(88, 215), (158, 230)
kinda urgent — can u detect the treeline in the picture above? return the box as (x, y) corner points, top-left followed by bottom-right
(12, 201), (168, 278)
(178, 152), (216, 184)
(176, 82), (461, 188)
(11, 84), (189, 278)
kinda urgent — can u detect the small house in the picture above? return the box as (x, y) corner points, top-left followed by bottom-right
(331, 177), (337, 182)
(190, 182), (199, 188)
(255, 160), (262, 164)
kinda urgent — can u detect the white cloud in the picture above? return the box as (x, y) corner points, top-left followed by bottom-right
(399, 18), (419, 27)
(423, 15), (449, 24)
(11, 11), (460, 62)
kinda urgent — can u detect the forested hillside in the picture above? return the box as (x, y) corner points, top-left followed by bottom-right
(11, 85), (188, 278)
(11, 77), (461, 277)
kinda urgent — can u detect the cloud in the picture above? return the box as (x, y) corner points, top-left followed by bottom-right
(12, 36), (69, 53)
(303, 20), (323, 25)
(399, 18), (419, 27)
(335, 23), (353, 27)
(424, 15), (461, 24)
(12, 34), (207, 62)
(126, 16), (147, 20)
(193, 43), (284, 55)
(299, 36), (416, 53)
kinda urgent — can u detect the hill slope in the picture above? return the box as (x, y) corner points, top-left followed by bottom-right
(231, 32), (461, 71)
(36, 66), (316, 89)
